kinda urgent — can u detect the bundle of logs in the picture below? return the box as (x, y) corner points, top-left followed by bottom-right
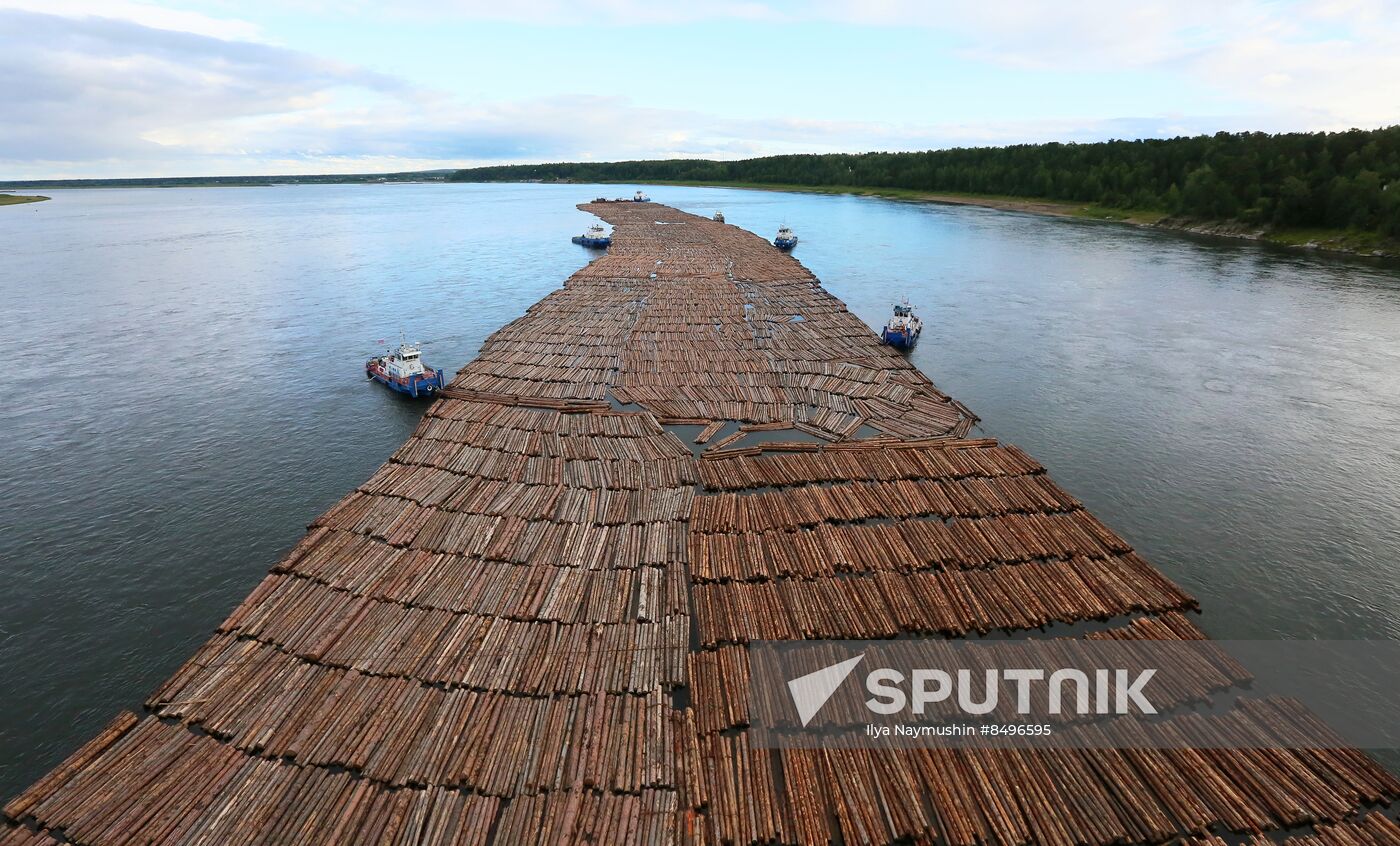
(5, 202), (1396, 845)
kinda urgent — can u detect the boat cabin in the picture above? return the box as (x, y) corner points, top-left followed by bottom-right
(384, 343), (427, 379)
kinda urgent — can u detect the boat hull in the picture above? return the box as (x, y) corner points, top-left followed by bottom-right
(571, 236), (611, 248)
(774, 238), (798, 250)
(366, 361), (446, 398)
(881, 326), (920, 349)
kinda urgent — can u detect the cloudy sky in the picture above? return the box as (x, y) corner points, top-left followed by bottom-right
(2, 0), (1397, 179)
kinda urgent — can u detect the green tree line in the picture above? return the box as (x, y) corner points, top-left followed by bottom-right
(450, 128), (1400, 236)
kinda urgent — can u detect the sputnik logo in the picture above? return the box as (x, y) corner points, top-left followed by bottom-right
(787, 655), (864, 726)
(785, 652), (1159, 726)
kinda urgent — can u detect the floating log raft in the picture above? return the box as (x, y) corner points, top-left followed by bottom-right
(3, 202), (1396, 844)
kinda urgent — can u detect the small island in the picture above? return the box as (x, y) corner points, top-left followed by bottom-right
(0, 194), (49, 206)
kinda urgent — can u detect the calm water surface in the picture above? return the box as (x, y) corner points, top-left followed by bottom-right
(2, 183), (1398, 796)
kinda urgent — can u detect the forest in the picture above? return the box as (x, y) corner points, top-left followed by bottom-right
(449, 128), (1400, 237)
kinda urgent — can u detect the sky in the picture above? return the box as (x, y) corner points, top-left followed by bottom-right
(1, 0), (1398, 179)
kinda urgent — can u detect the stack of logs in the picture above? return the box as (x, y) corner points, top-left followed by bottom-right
(3, 202), (1396, 845)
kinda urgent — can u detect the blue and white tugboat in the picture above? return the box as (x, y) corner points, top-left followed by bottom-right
(773, 225), (798, 250)
(366, 337), (445, 398)
(880, 300), (923, 349)
(632, 190), (650, 202)
(571, 223), (612, 248)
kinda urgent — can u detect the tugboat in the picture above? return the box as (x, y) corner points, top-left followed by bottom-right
(632, 190), (650, 202)
(713, 211), (725, 223)
(366, 337), (445, 398)
(572, 223), (612, 248)
(880, 300), (923, 349)
(773, 226), (798, 250)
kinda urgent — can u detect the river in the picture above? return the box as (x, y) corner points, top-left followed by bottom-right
(1, 183), (1397, 797)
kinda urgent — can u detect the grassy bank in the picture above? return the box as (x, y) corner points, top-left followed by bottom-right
(0, 194), (49, 206)
(1260, 226), (1399, 255)
(581, 178), (1399, 257)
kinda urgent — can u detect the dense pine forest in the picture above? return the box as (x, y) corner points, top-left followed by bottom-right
(450, 128), (1400, 238)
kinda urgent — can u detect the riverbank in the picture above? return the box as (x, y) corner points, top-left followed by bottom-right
(0, 194), (48, 206)
(581, 179), (1400, 258)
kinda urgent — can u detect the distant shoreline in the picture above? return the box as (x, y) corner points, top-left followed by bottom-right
(3, 177), (1392, 258)
(571, 178), (1400, 259)
(0, 172), (451, 190)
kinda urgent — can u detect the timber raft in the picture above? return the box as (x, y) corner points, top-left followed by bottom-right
(4, 203), (1398, 845)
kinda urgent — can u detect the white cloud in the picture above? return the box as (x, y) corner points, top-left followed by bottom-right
(1191, 30), (1400, 129)
(0, 0), (262, 40)
(333, 0), (775, 25)
(810, 0), (1267, 67)
(310, 0), (1400, 130)
(0, 9), (401, 173)
(805, 0), (1400, 126)
(1, 0), (1396, 178)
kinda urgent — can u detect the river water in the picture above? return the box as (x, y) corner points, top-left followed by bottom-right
(1, 183), (1397, 797)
